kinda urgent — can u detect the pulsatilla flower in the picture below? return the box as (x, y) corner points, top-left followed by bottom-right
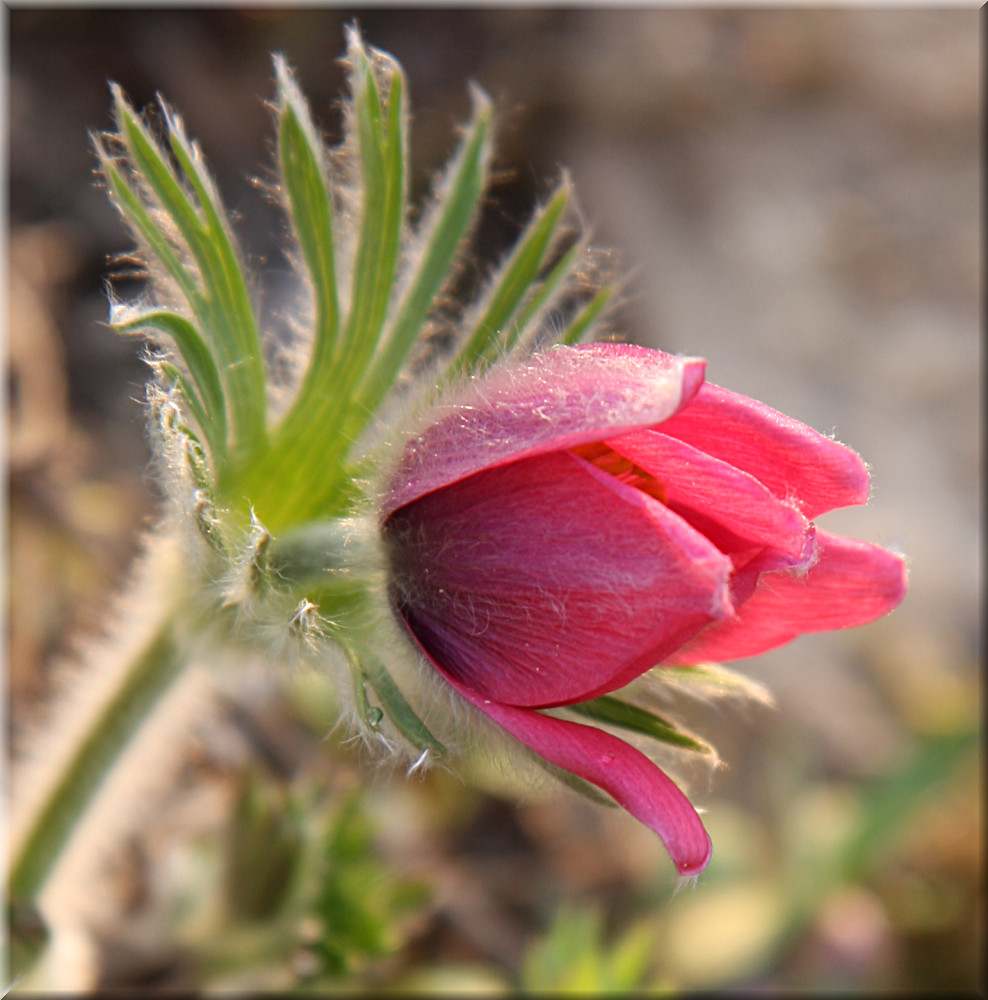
(383, 343), (907, 875)
(12, 31), (916, 981)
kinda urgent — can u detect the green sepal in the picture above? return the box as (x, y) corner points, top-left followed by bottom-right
(527, 745), (618, 809)
(560, 286), (614, 346)
(657, 661), (775, 706)
(267, 518), (381, 594)
(352, 88), (493, 424)
(118, 310), (228, 464)
(164, 118), (267, 451)
(111, 87), (267, 460)
(361, 652), (445, 758)
(111, 86), (210, 262)
(445, 183), (570, 380)
(155, 361), (211, 449)
(343, 646), (445, 758)
(337, 45), (405, 394)
(564, 694), (713, 755)
(99, 156), (201, 306)
(346, 649), (384, 734)
(507, 240), (583, 353)
(273, 59), (341, 423)
(243, 41), (408, 530)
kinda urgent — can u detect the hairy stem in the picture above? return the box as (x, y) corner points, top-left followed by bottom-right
(8, 620), (187, 903)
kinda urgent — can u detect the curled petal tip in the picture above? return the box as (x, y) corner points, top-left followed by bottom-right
(419, 660), (715, 875)
(674, 830), (713, 876)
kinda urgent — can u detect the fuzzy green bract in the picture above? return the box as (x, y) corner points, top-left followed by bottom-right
(91, 27), (620, 778)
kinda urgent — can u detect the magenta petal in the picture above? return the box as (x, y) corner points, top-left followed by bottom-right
(605, 429), (812, 559)
(656, 383), (871, 519)
(383, 344), (706, 517)
(386, 449), (733, 708)
(664, 529), (908, 664)
(445, 677), (712, 875)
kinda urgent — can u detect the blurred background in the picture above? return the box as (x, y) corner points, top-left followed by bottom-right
(7, 7), (981, 992)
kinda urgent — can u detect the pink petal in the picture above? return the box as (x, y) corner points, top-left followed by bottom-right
(723, 527), (818, 614)
(437, 669), (712, 875)
(386, 449), (733, 708)
(664, 529), (908, 664)
(656, 383), (871, 519)
(604, 429), (813, 560)
(383, 344), (706, 517)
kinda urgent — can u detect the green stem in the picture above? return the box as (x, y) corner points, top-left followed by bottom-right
(8, 621), (187, 903)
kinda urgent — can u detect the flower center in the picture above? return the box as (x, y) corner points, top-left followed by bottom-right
(570, 442), (667, 504)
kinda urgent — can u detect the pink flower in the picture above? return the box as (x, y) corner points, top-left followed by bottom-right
(382, 344), (907, 874)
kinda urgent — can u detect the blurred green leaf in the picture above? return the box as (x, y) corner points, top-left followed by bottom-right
(189, 782), (431, 990)
(304, 790), (431, 979)
(521, 905), (658, 993)
(839, 729), (978, 879)
(225, 770), (306, 922)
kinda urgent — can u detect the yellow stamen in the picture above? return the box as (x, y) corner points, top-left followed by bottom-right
(570, 442), (668, 504)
